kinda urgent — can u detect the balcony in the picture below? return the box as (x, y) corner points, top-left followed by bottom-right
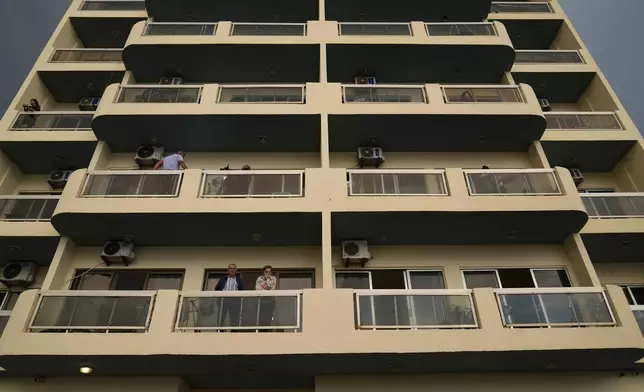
(79, 0), (146, 11)
(231, 23), (307, 36)
(144, 0), (318, 22)
(7, 111), (93, 133)
(92, 83), (319, 152)
(354, 289), (477, 329)
(1, 285), (641, 381)
(51, 169), (321, 246)
(514, 50), (584, 64)
(333, 167), (587, 245)
(329, 84), (546, 152)
(144, 22), (218, 36)
(495, 288), (615, 328)
(545, 112), (623, 131)
(49, 48), (123, 63)
(581, 193), (644, 219)
(28, 290), (155, 333)
(176, 291), (302, 332)
(0, 196), (61, 267)
(490, 2), (554, 14)
(328, 22), (514, 84)
(325, 0), (492, 23)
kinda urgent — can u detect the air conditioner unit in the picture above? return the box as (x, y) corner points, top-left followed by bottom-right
(135, 145), (164, 168)
(1, 262), (37, 287)
(569, 168), (584, 186)
(159, 77), (183, 85)
(101, 241), (135, 266)
(357, 147), (385, 168)
(78, 97), (101, 111)
(355, 77), (376, 85)
(342, 240), (370, 267)
(48, 170), (73, 189)
(539, 98), (551, 112)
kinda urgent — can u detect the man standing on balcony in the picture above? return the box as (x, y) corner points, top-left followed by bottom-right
(154, 150), (188, 170)
(215, 264), (245, 329)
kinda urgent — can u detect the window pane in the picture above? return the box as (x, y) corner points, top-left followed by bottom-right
(146, 273), (183, 290)
(335, 273), (371, 289)
(533, 269), (571, 288)
(623, 286), (634, 305)
(204, 272), (226, 291)
(408, 271), (445, 289)
(498, 269), (535, 288)
(463, 271), (499, 288)
(630, 286), (644, 305)
(77, 272), (113, 290)
(4, 292), (20, 310)
(278, 272), (314, 289)
(113, 271), (148, 290)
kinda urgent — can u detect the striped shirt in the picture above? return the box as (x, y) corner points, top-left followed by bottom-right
(223, 276), (239, 291)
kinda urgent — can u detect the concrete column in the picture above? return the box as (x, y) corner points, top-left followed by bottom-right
(148, 290), (180, 335)
(320, 114), (330, 168)
(40, 237), (77, 290)
(528, 141), (551, 168)
(472, 287), (505, 330)
(564, 234), (601, 287)
(321, 210), (334, 288)
(88, 141), (112, 171)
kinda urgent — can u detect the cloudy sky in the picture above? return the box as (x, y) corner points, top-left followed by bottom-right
(0, 0), (643, 130)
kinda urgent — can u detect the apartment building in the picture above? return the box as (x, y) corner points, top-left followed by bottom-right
(0, 0), (643, 390)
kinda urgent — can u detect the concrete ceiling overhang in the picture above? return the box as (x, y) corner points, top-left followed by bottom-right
(0, 236), (60, 266)
(331, 211), (588, 245)
(37, 71), (125, 103)
(0, 141), (98, 174)
(144, 0), (319, 23)
(583, 233), (644, 263)
(122, 44), (320, 83)
(512, 72), (596, 103)
(328, 114), (547, 152)
(495, 19), (563, 50)
(327, 44), (515, 84)
(70, 17), (144, 48)
(325, 0), (493, 22)
(541, 140), (636, 172)
(91, 114), (321, 153)
(51, 212), (322, 246)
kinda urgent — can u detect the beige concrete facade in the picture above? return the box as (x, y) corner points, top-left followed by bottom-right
(0, 0), (644, 390)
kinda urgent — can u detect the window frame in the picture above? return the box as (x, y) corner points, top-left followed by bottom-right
(622, 285), (644, 305)
(70, 269), (185, 290)
(461, 267), (572, 289)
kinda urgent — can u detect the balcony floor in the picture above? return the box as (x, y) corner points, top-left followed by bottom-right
(1, 348), (642, 387)
(144, 0), (319, 22)
(51, 212), (321, 246)
(328, 114), (546, 152)
(122, 44), (320, 83)
(583, 232), (644, 263)
(91, 114), (320, 152)
(331, 211), (588, 245)
(327, 44), (514, 84)
(0, 141), (97, 174)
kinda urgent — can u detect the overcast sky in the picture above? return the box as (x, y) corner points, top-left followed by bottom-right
(0, 0), (642, 130)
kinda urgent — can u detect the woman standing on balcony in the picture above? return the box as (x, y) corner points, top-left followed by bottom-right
(256, 265), (277, 331)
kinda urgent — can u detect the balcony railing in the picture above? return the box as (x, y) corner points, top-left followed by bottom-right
(354, 290), (478, 330)
(79, 0), (145, 10)
(201, 170), (304, 197)
(442, 86), (524, 103)
(338, 23), (412, 36)
(0, 196), (60, 221)
(230, 23), (307, 36)
(217, 86), (305, 103)
(632, 305), (644, 334)
(515, 50), (584, 64)
(581, 193), (644, 218)
(81, 171), (183, 198)
(144, 22), (218, 36)
(28, 291), (155, 333)
(50, 49), (122, 62)
(10, 112), (93, 131)
(545, 112), (623, 130)
(347, 170), (448, 196)
(425, 22), (498, 36)
(176, 291), (302, 332)
(342, 85), (427, 103)
(490, 2), (554, 13)
(464, 169), (562, 196)
(116, 85), (202, 103)
(495, 288), (616, 328)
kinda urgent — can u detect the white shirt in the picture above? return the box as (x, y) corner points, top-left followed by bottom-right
(223, 276), (238, 291)
(162, 153), (184, 170)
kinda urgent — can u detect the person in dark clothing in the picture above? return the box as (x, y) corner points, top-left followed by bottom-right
(214, 264), (245, 328)
(223, 165), (252, 196)
(22, 99), (41, 113)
